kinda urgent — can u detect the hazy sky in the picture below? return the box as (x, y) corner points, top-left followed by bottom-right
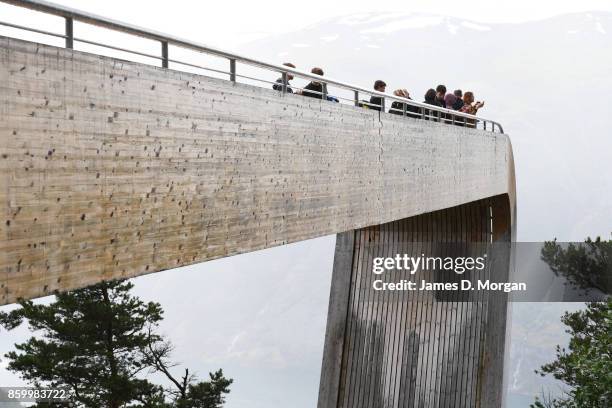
(4, 0), (612, 47)
(0, 1), (608, 407)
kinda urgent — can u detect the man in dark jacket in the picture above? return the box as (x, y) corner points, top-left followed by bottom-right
(302, 67), (326, 99)
(453, 89), (465, 110)
(369, 80), (387, 111)
(436, 84), (447, 108)
(272, 62), (296, 93)
(424, 88), (442, 121)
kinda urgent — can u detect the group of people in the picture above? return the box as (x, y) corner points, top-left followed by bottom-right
(272, 63), (332, 100)
(368, 81), (485, 126)
(272, 63), (485, 126)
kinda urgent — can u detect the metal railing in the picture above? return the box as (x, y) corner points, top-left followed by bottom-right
(0, 0), (504, 134)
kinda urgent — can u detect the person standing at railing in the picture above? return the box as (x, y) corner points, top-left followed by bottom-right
(435, 84), (450, 122)
(389, 89), (420, 118)
(443, 93), (460, 124)
(369, 80), (387, 111)
(450, 90), (466, 126)
(423, 88), (442, 121)
(389, 89), (407, 115)
(453, 89), (465, 110)
(444, 93), (458, 110)
(435, 84), (448, 108)
(302, 67), (326, 99)
(273, 62), (296, 93)
(459, 91), (485, 128)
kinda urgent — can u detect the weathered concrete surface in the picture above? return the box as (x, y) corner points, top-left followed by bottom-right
(317, 195), (516, 408)
(0, 36), (514, 304)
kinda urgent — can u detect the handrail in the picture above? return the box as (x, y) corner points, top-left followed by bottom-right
(0, 0), (504, 134)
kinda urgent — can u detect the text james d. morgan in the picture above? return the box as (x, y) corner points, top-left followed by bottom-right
(372, 279), (526, 293)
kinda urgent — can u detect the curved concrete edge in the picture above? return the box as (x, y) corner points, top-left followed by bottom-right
(316, 141), (516, 408)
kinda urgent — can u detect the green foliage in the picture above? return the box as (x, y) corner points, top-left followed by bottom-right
(174, 370), (233, 408)
(0, 280), (232, 408)
(541, 237), (612, 294)
(530, 392), (575, 408)
(532, 299), (612, 408)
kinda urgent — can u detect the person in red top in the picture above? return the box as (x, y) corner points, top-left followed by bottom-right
(460, 92), (485, 128)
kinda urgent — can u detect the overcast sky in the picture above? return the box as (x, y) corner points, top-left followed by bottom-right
(0, 1), (609, 407)
(3, 0), (612, 47)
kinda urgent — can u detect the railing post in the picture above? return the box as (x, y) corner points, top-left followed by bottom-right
(64, 17), (73, 49)
(281, 71), (288, 94)
(0, 1), (503, 132)
(229, 58), (236, 82)
(161, 41), (169, 68)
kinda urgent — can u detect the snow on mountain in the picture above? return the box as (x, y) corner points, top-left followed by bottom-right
(360, 15), (445, 33)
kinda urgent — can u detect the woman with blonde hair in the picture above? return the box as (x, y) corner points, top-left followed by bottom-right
(389, 89), (420, 119)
